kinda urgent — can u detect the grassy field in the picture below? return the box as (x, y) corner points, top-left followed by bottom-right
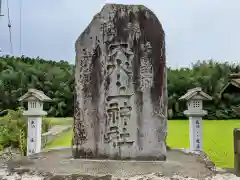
(44, 117), (73, 126)
(46, 119), (240, 168)
(167, 120), (240, 168)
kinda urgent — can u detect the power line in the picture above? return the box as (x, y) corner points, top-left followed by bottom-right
(19, 0), (22, 55)
(6, 0), (13, 55)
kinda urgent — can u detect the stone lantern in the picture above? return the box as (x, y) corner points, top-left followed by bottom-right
(179, 87), (212, 151)
(18, 89), (52, 156)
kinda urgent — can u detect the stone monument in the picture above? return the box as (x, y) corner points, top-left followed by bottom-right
(5, 5), (224, 180)
(19, 89), (52, 156)
(73, 4), (168, 160)
(179, 87), (212, 151)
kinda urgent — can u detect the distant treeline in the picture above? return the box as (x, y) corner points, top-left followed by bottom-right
(1, 55), (240, 120)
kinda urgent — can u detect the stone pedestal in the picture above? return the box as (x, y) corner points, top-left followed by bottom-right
(27, 117), (42, 155)
(186, 114), (205, 151)
(23, 110), (48, 156)
(189, 117), (202, 151)
(6, 148), (216, 179)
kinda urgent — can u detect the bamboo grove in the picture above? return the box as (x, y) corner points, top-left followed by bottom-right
(1, 55), (240, 120)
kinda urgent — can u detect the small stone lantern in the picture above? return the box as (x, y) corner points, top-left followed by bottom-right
(18, 89), (52, 156)
(179, 87), (212, 151)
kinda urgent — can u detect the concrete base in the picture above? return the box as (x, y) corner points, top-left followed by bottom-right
(72, 148), (166, 161)
(5, 148), (217, 179)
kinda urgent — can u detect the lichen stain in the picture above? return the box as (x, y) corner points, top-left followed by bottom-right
(137, 9), (166, 104)
(111, 5), (166, 122)
(91, 45), (102, 104)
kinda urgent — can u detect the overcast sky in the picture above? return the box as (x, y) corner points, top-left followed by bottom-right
(0, 0), (239, 68)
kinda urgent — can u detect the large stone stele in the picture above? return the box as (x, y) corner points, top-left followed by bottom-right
(73, 3), (168, 160)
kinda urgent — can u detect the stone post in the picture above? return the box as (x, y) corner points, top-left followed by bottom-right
(234, 128), (240, 175)
(18, 89), (51, 156)
(179, 87), (212, 151)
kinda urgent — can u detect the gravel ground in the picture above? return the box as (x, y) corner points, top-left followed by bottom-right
(0, 171), (240, 180)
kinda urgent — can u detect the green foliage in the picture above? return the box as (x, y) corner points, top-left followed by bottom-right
(0, 108), (27, 149)
(168, 60), (240, 119)
(1, 56), (240, 119)
(0, 108), (51, 154)
(0, 55), (74, 117)
(19, 128), (26, 156)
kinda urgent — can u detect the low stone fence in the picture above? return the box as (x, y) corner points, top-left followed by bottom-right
(41, 125), (72, 149)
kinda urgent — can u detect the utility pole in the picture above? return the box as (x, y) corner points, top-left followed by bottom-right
(0, 0), (4, 17)
(0, 0), (3, 54)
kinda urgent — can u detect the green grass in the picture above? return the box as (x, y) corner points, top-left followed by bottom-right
(45, 130), (73, 149)
(43, 117), (73, 150)
(45, 119), (240, 168)
(167, 120), (240, 168)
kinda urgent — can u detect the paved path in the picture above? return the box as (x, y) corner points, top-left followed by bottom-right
(41, 125), (72, 148)
(42, 125), (72, 136)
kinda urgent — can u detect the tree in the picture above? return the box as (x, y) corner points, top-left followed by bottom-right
(0, 55), (240, 119)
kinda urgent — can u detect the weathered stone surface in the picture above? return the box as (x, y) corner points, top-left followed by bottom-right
(5, 148), (217, 179)
(4, 148), (240, 179)
(73, 3), (167, 160)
